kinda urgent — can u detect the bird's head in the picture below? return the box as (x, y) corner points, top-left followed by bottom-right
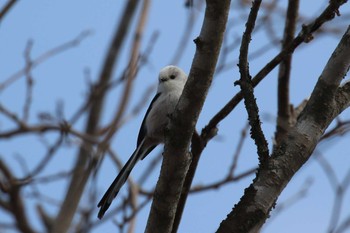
(157, 65), (187, 93)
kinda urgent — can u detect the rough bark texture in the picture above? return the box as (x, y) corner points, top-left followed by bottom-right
(216, 26), (350, 233)
(145, 0), (231, 233)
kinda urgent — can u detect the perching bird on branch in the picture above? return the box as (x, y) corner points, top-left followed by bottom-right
(97, 65), (187, 219)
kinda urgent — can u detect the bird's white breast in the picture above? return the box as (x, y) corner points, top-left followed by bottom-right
(145, 90), (181, 143)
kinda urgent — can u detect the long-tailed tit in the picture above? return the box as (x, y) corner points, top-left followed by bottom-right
(97, 65), (187, 219)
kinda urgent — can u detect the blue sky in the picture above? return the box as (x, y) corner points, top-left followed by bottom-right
(1, 1), (350, 233)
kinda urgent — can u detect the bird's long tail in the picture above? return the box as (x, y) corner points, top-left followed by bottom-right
(97, 141), (144, 219)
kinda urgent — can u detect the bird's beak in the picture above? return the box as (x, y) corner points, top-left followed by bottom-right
(160, 77), (167, 82)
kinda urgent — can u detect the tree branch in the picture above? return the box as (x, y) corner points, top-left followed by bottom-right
(50, 1), (141, 232)
(0, 0), (17, 23)
(0, 31), (91, 91)
(237, 0), (269, 166)
(216, 25), (350, 233)
(99, 0), (150, 150)
(275, 0), (299, 145)
(202, 0), (348, 141)
(169, 2), (347, 232)
(0, 160), (36, 233)
(145, 0), (231, 232)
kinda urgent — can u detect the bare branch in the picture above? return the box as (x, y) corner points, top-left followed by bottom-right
(229, 123), (249, 175)
(99, 0), (151, 149)
(190, 168), (256, 193)
(0, 160), (36, 233)
(50, 1), (141, 232)
(22, 40), (34, 122)
(25, 135), (65, 180)
(169, 1), (204, 65)
(2, 1), (350, 232)
(0, 122), (97, 144)
(0, 0), (17, 22)
(216, 24), (350, 233)
(274, 0), (299, 145)
(0, 103), (23, 126)
(203, 0), (348, 141)
(0, 31), (92, 91)
(145, 1), (231, 232)
(237, 0), (269, 166)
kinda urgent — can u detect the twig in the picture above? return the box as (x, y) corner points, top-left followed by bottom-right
(51, 1), (142, 232)
(0, 30), (92, 91)
(106, 30), (159, 91)
(23, 40), (34, 122)
(274, 0), (299, 145)
(202, 0), (348, 144)
(169, 0), (203, 65)
(229, 123), (249, 175)
(190, 168), (256, 193)
(315, 151), (342, 233)
(321, 119), (350, 141)
(237, 0), (269, 166)
(19, 170), (73, 186)
(0, 159), (36, 233)
(0, 123), (97, 143)
(26, 135), (65, 180)
(0, 103), (23, 126)
(88, 194), (153, 231)
(99, 0), (151, 149)
(0, 0), (17, 22)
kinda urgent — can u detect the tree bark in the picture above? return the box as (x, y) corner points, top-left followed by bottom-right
(217, 26), (350, 233)
(145, 0), (231, 232)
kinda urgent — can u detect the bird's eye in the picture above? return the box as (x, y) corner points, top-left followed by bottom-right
(170, 74), (176, 79)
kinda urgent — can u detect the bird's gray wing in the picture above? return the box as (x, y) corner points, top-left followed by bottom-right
(137, 92), (161, 147)
(97, 93), (162, 219)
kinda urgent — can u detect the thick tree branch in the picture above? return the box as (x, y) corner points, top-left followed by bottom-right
(335, 81), (350, 111)
(171, 131), (201, 233)
(303, 25), (350, 125)
(145, 1), (231, 233)
(216, 26), (350, 233)
(170, 2), (346, 233)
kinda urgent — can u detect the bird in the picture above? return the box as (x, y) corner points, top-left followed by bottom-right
(97, 65), (187, 219)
